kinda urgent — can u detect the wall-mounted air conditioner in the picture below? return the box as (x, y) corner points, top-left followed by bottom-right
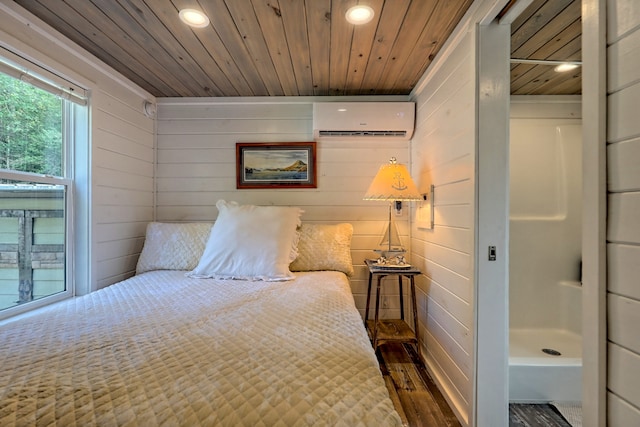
(313, 102), (415, 140)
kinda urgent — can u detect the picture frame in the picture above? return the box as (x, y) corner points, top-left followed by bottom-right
(236, 142), (317, 189)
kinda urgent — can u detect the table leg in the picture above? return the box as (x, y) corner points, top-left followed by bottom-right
(365, 270), (373, 324)
(410, 276), (420, 358)
(373, 275), (383, 350)
(398, 275), (404, 321)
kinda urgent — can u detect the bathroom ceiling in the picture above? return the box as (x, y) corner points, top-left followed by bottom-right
(13, 0), (580, 97)
(509, 0), (581, 95)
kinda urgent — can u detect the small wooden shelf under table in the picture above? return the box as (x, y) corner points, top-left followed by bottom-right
(364, 259), (421, 358)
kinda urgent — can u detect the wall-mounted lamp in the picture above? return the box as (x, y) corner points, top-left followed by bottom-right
(416, 184), (435, 230)
(363, 157), (421, 259)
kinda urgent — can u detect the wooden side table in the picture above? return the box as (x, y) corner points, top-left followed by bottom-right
(364, 259), (421, 358)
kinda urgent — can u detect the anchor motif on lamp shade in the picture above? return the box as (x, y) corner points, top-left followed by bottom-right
(363, 157), (421, 258)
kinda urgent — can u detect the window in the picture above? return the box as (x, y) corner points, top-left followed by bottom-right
(0, 50), (87, 318)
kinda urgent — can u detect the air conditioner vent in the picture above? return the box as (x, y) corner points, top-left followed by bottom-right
(313, 102), (415, 141)
(318, 130), (407, 137)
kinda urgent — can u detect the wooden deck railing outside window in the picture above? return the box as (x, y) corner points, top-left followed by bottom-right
(0, 208), (64, 306)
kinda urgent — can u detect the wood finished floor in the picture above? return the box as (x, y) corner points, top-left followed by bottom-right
(377, 342), (461, 427)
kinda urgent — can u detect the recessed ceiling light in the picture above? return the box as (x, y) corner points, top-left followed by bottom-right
(345, 5), (374, 25)
(554, 63), (580, 72)
(179, 9), (210, 28)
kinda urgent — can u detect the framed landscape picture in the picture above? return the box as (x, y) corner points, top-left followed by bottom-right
(236, 142), (317, 189)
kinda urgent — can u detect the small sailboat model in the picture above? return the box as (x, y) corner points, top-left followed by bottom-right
(373, 203), (409, 266)
(364, 157), (421, 267)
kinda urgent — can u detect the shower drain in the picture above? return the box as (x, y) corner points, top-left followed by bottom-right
(542, 348), (562, 356)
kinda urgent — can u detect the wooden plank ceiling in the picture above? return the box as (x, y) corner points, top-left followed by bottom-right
(509, 0), (581, 95)
(13, 0), (580, 98)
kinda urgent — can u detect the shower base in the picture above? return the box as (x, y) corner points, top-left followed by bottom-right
(509, 328), (582, 403)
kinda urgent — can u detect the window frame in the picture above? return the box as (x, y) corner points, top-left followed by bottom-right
(0, 53), (86, 320)
(0, 171), (73, 318)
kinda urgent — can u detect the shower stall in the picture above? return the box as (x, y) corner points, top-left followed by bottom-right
(509, 96), (582, 403)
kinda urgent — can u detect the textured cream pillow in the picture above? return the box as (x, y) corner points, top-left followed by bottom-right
(290, 223), (354, 276)
(136, 222), (213, 274)
(188, 200), (302, 281)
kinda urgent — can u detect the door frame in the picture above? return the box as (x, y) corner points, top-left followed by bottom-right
(581, 0), (607, 425)
(474, 18), (511, 427)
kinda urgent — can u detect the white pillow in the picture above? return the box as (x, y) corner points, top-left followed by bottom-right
(289, 223), (354, 276)
(188, 200), (302, 281)
(136, 222), (213, 274)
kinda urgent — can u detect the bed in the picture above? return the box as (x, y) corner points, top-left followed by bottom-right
(0, 201), (403, 426)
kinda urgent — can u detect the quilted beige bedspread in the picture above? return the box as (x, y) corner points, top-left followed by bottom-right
(0, 271), (402, 426)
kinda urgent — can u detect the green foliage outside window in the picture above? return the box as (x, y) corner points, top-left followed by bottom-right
(0, 73), (62, 177)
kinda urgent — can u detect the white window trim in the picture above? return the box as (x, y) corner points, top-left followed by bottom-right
(0, 49), (86, 319)
(0, 46), (87, 106)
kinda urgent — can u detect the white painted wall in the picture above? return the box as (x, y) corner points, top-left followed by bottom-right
(0, 3), (156, 293)
(606, 0), (640, 424)
(410, 24), (476, 427)
(409, 2), (512, 425)
(155, 96), (411, 318)
(509, 96), (582, 334)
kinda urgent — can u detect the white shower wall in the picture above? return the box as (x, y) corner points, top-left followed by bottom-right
(509, 97), (582, 334)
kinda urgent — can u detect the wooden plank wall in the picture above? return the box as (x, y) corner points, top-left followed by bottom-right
(155, 97), (410, 318)
(1, 2), (156, 293)
(92, 89), (155, 289)
(409, 30), (475, 426)
(606, 0), (640, 424)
